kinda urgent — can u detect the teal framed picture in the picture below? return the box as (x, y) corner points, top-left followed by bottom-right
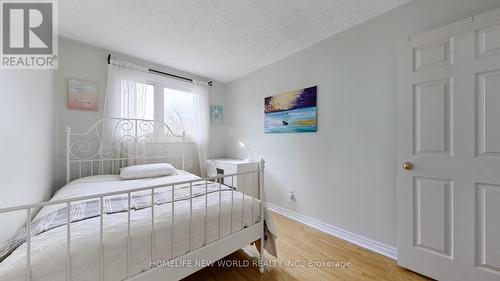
(210, 105), (224, 125)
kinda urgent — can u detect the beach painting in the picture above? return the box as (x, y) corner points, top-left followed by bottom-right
(265, 86), (317, 133)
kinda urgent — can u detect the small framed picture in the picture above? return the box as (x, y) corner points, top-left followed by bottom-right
(210, 105), (224, 125)
(67, 79), (98, 111)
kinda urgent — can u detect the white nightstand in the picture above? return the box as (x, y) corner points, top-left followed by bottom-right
(207, 158), (260, 198)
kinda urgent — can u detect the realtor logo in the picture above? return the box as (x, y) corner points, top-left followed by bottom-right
(1, 0), (58, 69)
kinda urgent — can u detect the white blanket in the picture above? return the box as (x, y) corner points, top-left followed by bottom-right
(0, 171), (267, 281)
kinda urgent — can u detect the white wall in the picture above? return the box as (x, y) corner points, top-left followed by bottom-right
(0, 70), (55, 242)
(225, 0), (500, 247)
(209, 83), (228, 158)
(54, 38), (227, 189)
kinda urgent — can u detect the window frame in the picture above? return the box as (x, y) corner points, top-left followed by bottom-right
(161, 86), (197, 142)
(131, 80), (196, 143)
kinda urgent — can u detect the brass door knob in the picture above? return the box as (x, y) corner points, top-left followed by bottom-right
(402, 162), (414, 170)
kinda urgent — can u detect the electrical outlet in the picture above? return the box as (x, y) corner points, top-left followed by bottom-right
(289, 189), (295, 200)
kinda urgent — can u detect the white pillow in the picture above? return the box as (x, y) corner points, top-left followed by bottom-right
(120, 163), (177, 180)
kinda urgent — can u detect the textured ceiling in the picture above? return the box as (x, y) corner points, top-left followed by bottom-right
(60, 0), (410, 82)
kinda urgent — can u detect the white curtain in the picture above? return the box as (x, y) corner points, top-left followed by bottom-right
(103, 61), (152, 121)
(193, 80), (210, 177)
(102, 62), (153, 159)
(102, 59), (211, 176)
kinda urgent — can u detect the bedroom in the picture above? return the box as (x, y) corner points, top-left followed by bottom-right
(1, 0), (500, 280)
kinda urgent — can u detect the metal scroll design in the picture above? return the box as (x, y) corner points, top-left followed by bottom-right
(68, 118), (182, 161)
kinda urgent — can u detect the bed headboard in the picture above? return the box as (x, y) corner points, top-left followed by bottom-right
(66, 118), (185, 183)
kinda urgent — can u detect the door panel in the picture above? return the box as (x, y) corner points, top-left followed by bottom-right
(397, 8), (500, 281)
(413, 78), (453, 155)
(475, 184), (500, 274)
(413, 37), (454, 72)
(476, 23), (500, 58)
(413, 177), (453, 257)
(476, 70), (500, 156)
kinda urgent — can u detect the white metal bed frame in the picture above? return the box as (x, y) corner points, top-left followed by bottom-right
(0, 118), (266, 281)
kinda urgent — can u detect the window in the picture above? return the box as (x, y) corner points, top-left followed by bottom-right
(163, 88), (195, 138)
(119, 80), (196, 141)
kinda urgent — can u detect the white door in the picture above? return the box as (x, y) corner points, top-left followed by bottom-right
(397, 8), (500, 281)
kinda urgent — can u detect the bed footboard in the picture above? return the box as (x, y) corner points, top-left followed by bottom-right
(0, 160), (266, 281)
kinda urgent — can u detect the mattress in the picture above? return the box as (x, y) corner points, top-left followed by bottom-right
(0, 171), (262, 281)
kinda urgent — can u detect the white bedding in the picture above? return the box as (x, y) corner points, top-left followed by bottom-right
(0, 171), (262, 281)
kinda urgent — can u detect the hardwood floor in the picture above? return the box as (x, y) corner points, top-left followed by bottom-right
(183, 212), (431, 281)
